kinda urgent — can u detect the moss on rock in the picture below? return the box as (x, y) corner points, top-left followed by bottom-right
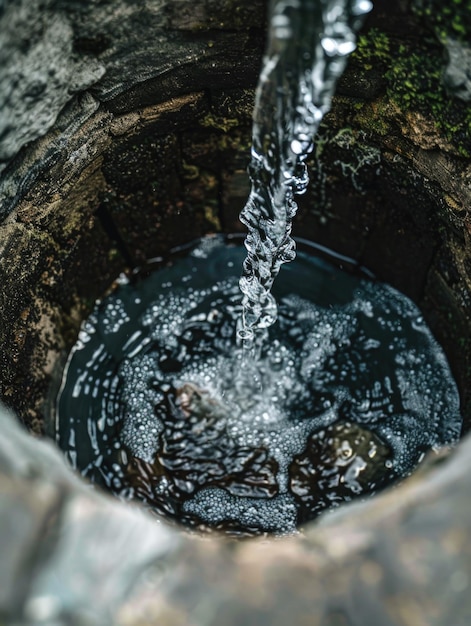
(412, 0), (471, 43)
(351, 23), (471, 156)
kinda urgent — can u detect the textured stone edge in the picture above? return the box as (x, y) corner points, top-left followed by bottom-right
(0, 403), (181, 625)
(2, 398), (471, 625)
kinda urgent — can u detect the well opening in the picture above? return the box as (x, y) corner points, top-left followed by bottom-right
(1, 0), (470, 489)
(2, 91), (470, 439)
(2, 0), (471, 620)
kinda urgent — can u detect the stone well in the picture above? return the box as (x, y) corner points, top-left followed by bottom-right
(1, 0), (471, 624)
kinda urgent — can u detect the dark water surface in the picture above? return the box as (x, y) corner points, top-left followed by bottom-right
(56, 235), (461, 535)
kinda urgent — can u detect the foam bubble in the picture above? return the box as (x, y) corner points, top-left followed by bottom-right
(56, 238), (462, 535)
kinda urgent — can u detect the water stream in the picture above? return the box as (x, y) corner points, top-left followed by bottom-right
(238, 0), (373, 347)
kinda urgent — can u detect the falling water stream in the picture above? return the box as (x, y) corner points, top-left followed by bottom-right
(56, 0), (462, 535)
(238, 0), (374, 347)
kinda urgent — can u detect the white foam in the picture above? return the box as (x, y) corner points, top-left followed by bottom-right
(57, 240), (462, 534)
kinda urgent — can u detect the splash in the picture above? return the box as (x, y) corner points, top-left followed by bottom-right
(238, 0), (373, 347)
(56, 237), (462, 535)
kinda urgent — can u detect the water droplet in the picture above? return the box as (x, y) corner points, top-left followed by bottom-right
(352, 0), (373, 16)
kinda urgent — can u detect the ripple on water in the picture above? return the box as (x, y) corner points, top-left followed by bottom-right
(56, 236), (462, 535)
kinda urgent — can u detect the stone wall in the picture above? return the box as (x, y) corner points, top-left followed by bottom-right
(1, 1), (471, 623)
(0, 0), (263, 429)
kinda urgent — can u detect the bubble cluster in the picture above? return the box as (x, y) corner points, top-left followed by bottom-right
(183, 489), (299, 535)
(56, 237), (462, 536)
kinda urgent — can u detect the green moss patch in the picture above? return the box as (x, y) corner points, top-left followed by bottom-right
(352, 27), (471, 156)
(412, 0), (471, 43)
